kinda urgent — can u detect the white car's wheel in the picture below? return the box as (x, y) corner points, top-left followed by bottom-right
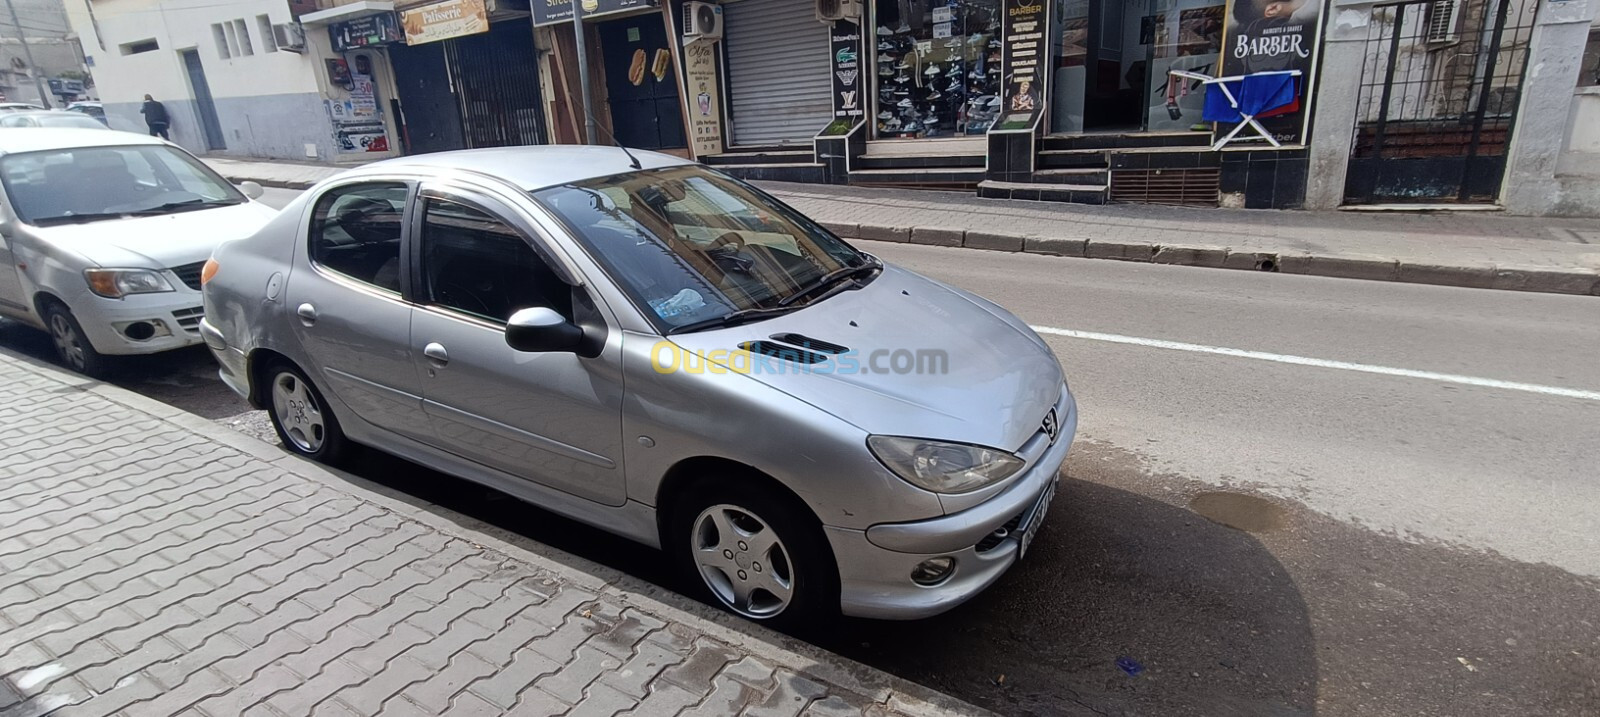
(44, 303), (109, 377)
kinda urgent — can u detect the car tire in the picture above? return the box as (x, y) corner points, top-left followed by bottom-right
(263, 360), (348, 464)
(44, 303), (110, 377)
(670, 480), (839, 628)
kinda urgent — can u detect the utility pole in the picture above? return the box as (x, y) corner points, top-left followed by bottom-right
(570, 1), (595, 144)
(2, 0), (51, 108)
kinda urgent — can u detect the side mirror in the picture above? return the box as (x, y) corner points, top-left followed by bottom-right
(0, 218), (12, 238)
(238, 180), (265, 200)
(505, 307), (582, 353)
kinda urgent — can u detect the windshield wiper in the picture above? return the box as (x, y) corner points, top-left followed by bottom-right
(665, 306), (796, 335)
(128, 198), (241, 215)
(31, 212), (134, 226)
(776, 257), (881, 307)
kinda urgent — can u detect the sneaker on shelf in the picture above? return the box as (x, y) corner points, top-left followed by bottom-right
(877, 110), (894, 120)
(896, 98), (914, 108)
(902, 121), (921, 133)
(878, 40), (895, 51)
(893, 73), (910, 83)
(896, 59), (911, 69)
(879, 66), (895, 77)
(877, 25), (892, 35)
(893, 88), (910, 97)
(878, 53), (895, 63)
(924, 64), (942, 76)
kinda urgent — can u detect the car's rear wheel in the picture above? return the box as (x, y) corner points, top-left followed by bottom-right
(265, 361), (348, 464)
(44, 303), (109, 377)
(672, 481), (837, 627)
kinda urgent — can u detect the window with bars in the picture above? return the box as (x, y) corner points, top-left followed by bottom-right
(1425, 0), (1461, 43)
(212, 23), (230, 59)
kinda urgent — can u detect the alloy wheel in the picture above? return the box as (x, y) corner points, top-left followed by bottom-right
(691, 504), (795, 618)
(49, 313), (86, 372)
(271, 371), (325, 453)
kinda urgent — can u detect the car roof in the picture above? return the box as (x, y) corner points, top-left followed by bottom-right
(357, 145), (697, 192)
(0, 128), (168, 155)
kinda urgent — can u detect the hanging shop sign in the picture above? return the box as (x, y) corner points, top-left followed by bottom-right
(1216, 0), (1324, 144)
(684, 39), (723, 157)
(330, 12), (402, 52)
(401, 0), (489, 45)
(531, 0), (657, 26)
(992, 0), (1050, 133)
(825, 22), (863, 132)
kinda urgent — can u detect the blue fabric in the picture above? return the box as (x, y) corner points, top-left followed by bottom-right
(1202, 80), (1243, 122)
(1239, 72), (1298, 116)
(1201, 72), (1299, 122)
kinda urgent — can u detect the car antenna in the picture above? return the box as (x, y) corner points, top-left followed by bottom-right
(581, 105), (643, 170)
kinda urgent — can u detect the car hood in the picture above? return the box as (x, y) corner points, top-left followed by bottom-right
(667, 265), (1064, 452)
(27, 201), (277, 268)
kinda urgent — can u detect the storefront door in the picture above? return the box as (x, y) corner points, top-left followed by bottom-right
(598, 15), (687, 151)
(1050, 0), (1224, 135)
(870, 0), (1003, 139)
(390, 40), (467, 154)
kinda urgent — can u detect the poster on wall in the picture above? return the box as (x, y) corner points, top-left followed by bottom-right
(683, 41), (722, 157)
(823, 21), (863, 136)
(1217, 0), (1323, 144)
(400, 0), (488, 45)
(327, 99), (390, 153)
(993, 0), (1050, 133)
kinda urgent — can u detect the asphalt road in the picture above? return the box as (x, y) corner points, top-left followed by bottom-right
(3, 189), (1596, 717)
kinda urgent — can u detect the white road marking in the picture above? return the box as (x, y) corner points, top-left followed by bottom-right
(1030, 326), (1600, 402)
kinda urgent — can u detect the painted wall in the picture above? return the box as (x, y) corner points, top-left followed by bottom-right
(64, 0), (371, 161)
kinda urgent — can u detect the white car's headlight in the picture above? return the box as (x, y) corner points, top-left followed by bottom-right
(84, 268), (175, 299)
(867, 436), (1025, 494)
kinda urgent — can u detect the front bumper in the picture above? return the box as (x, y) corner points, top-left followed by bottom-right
(76, 294), (207, 356)
(831, 387), (1078, 619)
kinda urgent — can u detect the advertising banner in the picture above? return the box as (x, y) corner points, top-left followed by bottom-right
(400, 0), (489, 45)
(328, 97), (390, 153)
(993, 0), (1050, 133)
(330, 12), (403, 52)
(1217, 0), (1323, 144)
(684, 41), (723, 157)
(828, 22), (864, 131)
(531, 0), (655, 26)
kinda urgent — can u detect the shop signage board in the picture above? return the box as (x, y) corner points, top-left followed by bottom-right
(993, 0), (1050, 133)
(1216, 0), (1323, 144)
(400, 0), (489, 45)
(330, 12), (403, 52)
(684, 40), (723, 157)
(531, 0), (656, 26)
(825, 21), (864, 133)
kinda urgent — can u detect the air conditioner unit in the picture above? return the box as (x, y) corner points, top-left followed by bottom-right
(816, 0), (862, 23)
(683, 2), (722, 44)
(272, 22), (306, 53)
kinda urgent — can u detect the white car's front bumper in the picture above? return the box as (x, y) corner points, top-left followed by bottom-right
(75, 292), (206, 356)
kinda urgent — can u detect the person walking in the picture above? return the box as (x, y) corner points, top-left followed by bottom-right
(140, 94), (170, 139)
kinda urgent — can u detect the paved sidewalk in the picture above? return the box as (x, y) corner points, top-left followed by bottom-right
(0, 352), (974, 717)
(204, 156), (1600, 296)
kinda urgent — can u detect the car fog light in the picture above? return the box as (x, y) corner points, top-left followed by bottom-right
(911, 557), (956, 586)
(123, 321), (156, 340)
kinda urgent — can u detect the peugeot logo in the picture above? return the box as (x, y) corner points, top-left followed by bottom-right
(1041, 408), (1059, 445)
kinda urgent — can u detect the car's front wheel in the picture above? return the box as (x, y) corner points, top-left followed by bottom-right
(673, 482), (838, 627)
(44, 303), (109, 377)
(265, 361), (348, 464)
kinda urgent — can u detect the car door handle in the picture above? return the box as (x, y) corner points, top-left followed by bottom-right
(296, 303), (317, 326)
(423, 342), (448, 368)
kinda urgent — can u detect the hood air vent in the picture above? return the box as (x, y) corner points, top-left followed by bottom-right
(769, 333), (849, 354)
(740, 341), (830, 365)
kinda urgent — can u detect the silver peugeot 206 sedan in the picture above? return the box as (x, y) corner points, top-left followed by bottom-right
(199, 146), (1076, 624)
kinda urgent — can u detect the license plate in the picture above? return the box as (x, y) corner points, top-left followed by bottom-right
(1018, 480), (1057, 559)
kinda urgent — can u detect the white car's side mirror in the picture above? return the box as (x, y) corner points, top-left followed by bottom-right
(238, 180), (264, 200)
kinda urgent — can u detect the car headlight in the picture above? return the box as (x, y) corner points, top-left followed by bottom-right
(84, 268), (175, 298)
(867, 435), (1025, 494)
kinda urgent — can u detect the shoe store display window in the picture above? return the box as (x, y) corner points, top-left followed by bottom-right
(871, 0), (1003, 139)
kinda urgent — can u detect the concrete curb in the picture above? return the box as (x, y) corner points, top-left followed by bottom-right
(839, 223), (1600, 298)
(0, 349), (990, 717)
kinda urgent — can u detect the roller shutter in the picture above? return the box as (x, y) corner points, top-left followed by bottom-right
(722, 0), (834, 147)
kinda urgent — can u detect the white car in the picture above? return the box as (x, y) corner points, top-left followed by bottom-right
(0, 130), (274, 375)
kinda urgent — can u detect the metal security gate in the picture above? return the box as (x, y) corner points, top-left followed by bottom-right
(446, 19), (546, 149)
(723, 0), (833, 147)
(1344, 0), (1538, 203)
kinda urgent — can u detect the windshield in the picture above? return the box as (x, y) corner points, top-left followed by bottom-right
(534, 166), (870, 331)
(0, 144), (245, 226)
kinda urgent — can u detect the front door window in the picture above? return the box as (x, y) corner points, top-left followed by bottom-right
(871, 0), (1003, 138)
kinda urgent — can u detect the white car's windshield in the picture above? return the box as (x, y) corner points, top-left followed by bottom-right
(533, 166), (871, 332)
(0, 144), (245, 226)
